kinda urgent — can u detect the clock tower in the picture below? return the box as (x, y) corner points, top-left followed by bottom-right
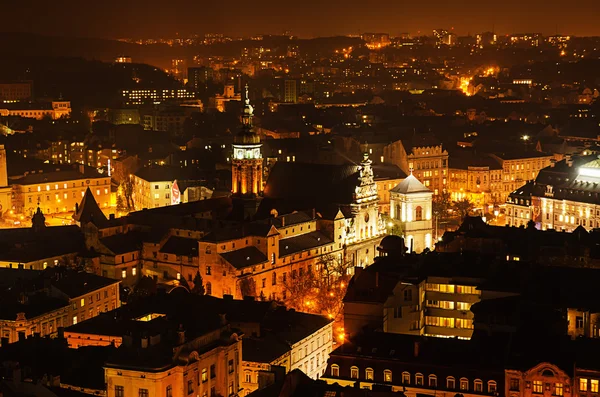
(232, 85), (263, 197)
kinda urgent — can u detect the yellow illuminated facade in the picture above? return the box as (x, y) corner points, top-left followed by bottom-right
(9, 165), (111, 216)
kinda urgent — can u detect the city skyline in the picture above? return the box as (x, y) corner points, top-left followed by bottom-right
(2, 0), (600, 39)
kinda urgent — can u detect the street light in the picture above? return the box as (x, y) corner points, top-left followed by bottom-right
(522, 135), (530, 141)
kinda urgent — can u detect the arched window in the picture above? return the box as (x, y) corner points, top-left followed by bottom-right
(416, 373), (424, 386)
(365, 368), (374, 381)
(206, 282), (212, 296)
(474, 379), (483, 392)
(271, 253), (275, 264)
(429, 375), (438, 388)
(460, 378), (469, 391)
(415, 206), (423, 221)
(350, 366), (359, 379)
(488, 381), (497, 394)
(384, 370), (392, 383)
(447, 377), (456, 389)
(402, 372), (410, 385)
(331, 365), (339, 377)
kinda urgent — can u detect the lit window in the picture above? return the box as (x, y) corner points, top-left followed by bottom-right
(474, 380), (483, 392)
(580, 379), (588, 392)
(447, 377), (455, 389)
(72, 316), (77, 325)
(416, 373), (424, 386)
(80, 298), (85, 307)
(592, 380), (598, 393)
(350, 366), (359, 379)
(460, 378), (469, 391)
(366, 368), (374, 380)
(122, 270), (127, 279)
(331, 365), (339, 377)
(132, 267), (137, 276)
(403, 372), (411, 385)
(555, 383), (563, 396)
(533, 380), (543, 393)
(177, 272), (181, 280)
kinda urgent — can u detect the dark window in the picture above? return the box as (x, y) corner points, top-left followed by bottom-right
(188, 380), (194, 395)
(210, 364), (216, 379)
(229, 359), (234, 374)
(166, 385), (172, 397)
(115, 386), (124, 397)
(139, 389), (148, 397)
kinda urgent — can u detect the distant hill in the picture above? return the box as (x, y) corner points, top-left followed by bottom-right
(0, 32), (181, 68)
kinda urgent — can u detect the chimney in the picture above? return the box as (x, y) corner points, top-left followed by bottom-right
(218, 313), (227, 325)
(414, 341), (420, 357)
(109, 213), (115, 220)
(177, 324), (186, 344)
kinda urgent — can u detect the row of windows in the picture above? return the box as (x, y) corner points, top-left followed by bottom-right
(333, 367), (497, 393)
(425, 283), (480, 294)
(425, 300), (471, 310)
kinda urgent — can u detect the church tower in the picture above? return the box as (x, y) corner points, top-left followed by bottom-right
(232, 85), (263, 197)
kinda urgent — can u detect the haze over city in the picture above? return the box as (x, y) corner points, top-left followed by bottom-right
(3, 0), (600, 38)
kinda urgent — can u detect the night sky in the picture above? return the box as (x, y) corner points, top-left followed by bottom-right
(3, 0), (600, 38)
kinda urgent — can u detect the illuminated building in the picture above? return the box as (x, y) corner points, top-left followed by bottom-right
(9, 164), (111, 217)
(212, 84), (242, 112)
(170, 58), (187, 81)
(448, 154), (503, 208)
(231, 86), (263, 198)
(505, 155), (600, 230)
(142, 110), (188, 135)
(383, 134), (449, 195)
(389, 173), (433, 253)
(476, 31), (497, 47)
(322, 332), (503, 394)
(0, 268), (120, 344)
(131, 167), (195, 209)
(361, 33), (391, 50)
(509, 33), (542, 47)
(0, 81), (32, 102)
(433, 29), (456, 46)
(489, 150), (553, 206)
(0, 101), (71, 120)
(121, 88), (195, 105)
(114, 56), (132, 63)
(188, 66), (214, 91)
(283, 79), (298, 103)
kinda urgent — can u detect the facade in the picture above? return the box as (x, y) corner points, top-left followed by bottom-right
(0, 101), (71, 120)
(389, 174), (433, 253)
(0, 269), (119, 344)
(322, 332), (503, 397)
(121, 88), (195, 105)
(383, 277), (480, 339)
(9, 164), (111, 216)
(383, 135), (448, 195)
(505, 363), (573, 397)
(505, 155), (600, 230)
(213, 84), (242, 112)
(0, 81), (32, 101)
(132, 171), (179, 210)
(490, 151), (553, 204)
(448, 154), (503, 208)
(105, 326), (241, 397)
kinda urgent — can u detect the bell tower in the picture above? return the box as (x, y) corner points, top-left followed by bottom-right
(232, 85), (263, 197)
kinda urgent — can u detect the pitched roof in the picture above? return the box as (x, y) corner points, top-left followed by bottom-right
(219, 246), (268, 269)
(72, 188), (108, 227)
(390, 173), (431, 194)
(159, 236), (199, 257)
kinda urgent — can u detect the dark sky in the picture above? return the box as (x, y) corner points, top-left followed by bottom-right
(3, 0), (600, 38)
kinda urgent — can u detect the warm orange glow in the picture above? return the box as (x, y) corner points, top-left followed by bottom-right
(460, 77), (473, 96)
